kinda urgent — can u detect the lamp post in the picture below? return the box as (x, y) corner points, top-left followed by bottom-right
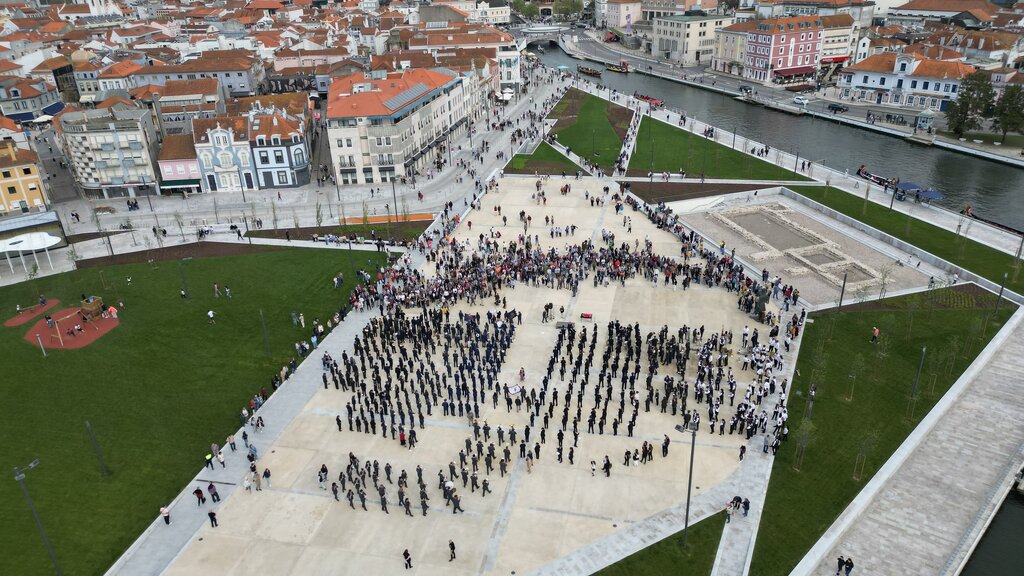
(14, 460), (62, 576)
(679, 419), (700, 550)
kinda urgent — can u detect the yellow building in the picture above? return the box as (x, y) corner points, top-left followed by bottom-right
(0, 143), (48, 216)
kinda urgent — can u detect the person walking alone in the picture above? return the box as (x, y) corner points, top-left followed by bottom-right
(449, 539), (457, 561)
(403, 549), (413, 569)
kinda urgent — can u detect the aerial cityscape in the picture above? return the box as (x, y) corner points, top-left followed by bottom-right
(0, 0), (1022, 575)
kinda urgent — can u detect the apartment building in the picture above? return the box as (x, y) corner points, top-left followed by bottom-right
(326, 68), (466, 185)
(132, 53), (265, 97)
(57, 107), (159, 198)
(0, 76), (63, 122)
(407, 23), (521, 91)
(653, 13), (735, 66)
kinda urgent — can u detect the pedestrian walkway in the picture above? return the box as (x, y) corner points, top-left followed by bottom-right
(105, 308), (378, 576)
(796, 307), (1024, 576)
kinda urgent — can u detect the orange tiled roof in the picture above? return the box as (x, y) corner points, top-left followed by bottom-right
(327, 68), (455, 119)
(99, 60), (144, 79)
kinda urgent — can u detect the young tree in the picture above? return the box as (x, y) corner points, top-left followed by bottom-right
(555, 0), (583, 15)
(990, 84), (1024, 143)
(944, 72), (995, 137)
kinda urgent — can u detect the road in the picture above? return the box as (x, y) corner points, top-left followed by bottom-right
(42, 70), (564, 240)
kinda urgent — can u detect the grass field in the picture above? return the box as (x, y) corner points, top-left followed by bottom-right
(750, 286), (1015, 575)
(596, 512), (726, 576)
(0, 247), (385, 576)
(550, 89), (632, 169)
(629, 117), (810, 181)
(507, 141), (581, 175)
(789, 186), (1024, 295)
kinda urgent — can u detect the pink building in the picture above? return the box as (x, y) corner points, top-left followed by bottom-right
(157, 134), (201, 195)
(744, 16), (824, 86)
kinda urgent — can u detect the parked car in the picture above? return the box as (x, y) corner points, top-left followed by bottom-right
(739, 85), (753, 94)
(828, 103), (849, 113)
(793, 95), (810, 106)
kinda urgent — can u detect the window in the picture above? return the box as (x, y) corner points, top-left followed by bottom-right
(274, 151), (284, 163)
(899, 62), (907, 72)
(337, 139), (345, 148)
(778, 59), (782, 66)
(277, 170), (288, 184)
(1, 171), (9, 178)
(21, 167), (30, 175)
(911, 80), (918, 89)
(880, 77), (886, 86)
(218, 152), (233, 166)
(294, 149), (304, 164)
(201, 153), (212, 168)
(897, 79), (903, 89)
(951, 84), (958, 93)
(923, 81), (930, 90)
(259, 151), (269, 163)
(862, 75), (869, 84)
(780, 47), (785, 55)
(7, 186), (15, 194)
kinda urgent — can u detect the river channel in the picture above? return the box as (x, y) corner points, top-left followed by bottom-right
(539, 49), (1024, 230)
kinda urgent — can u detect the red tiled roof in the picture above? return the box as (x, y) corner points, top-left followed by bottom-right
(327, 68), (455, 118)
(159, 134), (197, 161)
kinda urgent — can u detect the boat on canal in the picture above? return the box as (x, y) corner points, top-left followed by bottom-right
(635, 93), (664, 107)
(577, 65), (602, 78)
(606, 61), (629, 73)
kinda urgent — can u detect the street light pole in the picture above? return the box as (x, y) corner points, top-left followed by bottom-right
(682, 420), (698, 550)
(14, 460), (62, 576)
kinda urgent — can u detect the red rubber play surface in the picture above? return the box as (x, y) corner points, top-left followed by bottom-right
(22, 307), (120, 350)
(4, 299), (61, 327)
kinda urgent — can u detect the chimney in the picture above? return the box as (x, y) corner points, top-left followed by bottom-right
(272, 116), (278, 126)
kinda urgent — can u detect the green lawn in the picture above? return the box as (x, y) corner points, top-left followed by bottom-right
(597, 512), (726, 576)
(552, 92), (631, 169)
(508, 141), (581, 174)
(0, 248), (385, 576)
(629, 117), (810, 181)
(789, 186), (1024, 295)
(750, 287), (1015, 575)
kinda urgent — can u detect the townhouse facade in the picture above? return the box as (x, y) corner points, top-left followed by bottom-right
(191, 116), (257, 193)
(0, 144), (47, 215)
(744, 16), (825, 85)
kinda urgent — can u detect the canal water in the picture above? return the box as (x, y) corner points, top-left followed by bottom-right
(539, 50), (1024, 230)
(961, 486), (1024, 576)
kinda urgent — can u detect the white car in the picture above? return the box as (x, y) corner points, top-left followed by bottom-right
(793, 95), (810, 106)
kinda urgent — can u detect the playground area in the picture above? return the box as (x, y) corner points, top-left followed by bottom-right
(4, 294), (120, 350)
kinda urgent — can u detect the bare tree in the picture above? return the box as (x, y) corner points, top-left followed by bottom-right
(877, 264), (894, 300)
(792, 419), (817, 472)
(853, 430), (879, 481)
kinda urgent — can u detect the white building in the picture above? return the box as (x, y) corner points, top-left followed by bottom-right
(192, 117), (257, 193)
(839, 52), (976, 109)
(326, 69), (467, 185)
(653, 14), (735, 66)
(58, 106), (159, 198)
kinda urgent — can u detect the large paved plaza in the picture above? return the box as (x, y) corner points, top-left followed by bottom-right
(163, 177), (764, 575)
